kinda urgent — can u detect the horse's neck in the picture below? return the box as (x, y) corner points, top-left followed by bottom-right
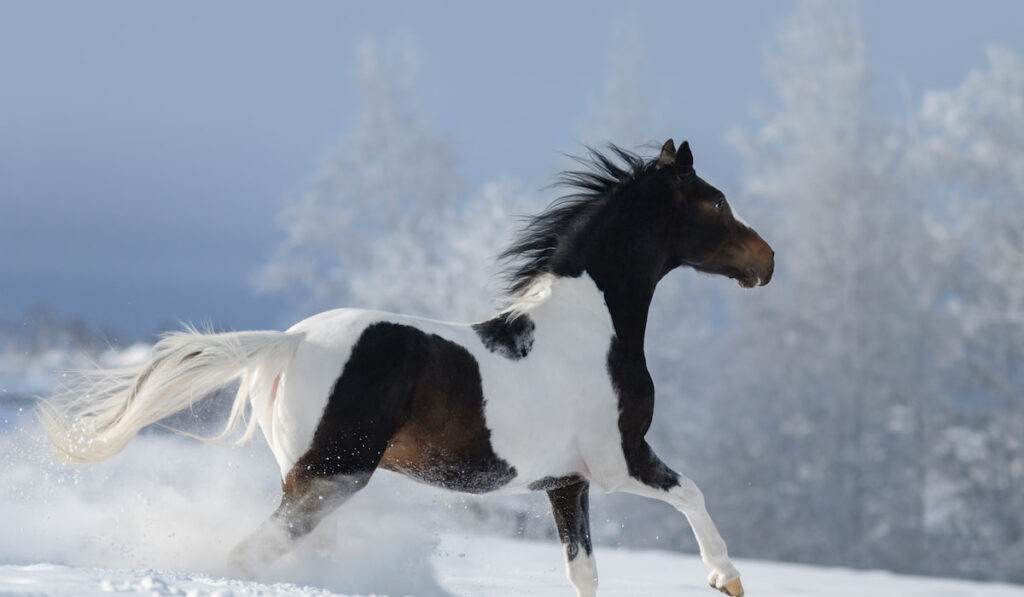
(528, 274), (654, 358)
(599, 277), (656, 354)
(527, 275), (614, 340)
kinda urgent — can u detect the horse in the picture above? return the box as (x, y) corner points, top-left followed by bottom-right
(39, 139), (773, 597)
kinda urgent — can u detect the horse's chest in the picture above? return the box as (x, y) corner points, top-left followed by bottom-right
(476, 329), (623, 487)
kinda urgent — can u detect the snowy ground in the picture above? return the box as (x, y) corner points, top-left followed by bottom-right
(3, 533), (1024, 597)
(2, 405), (1023, 597)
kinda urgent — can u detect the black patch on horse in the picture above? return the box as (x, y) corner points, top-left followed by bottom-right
(472, 313), (536, 360)
(288, 321), (517, 495)
(504, 144), (766, 493)
(547, 480), (593, 561)
(497, 146), (656, 297)
(528, 474), (585, 492)
(605, 334), (678, 491)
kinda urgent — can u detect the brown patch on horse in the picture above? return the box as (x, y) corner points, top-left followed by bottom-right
(286, 322), (516, 495)
(379, 389), (517, 493)
(703, 225), (774, 288)
(380, 425), (430, 475)
(732, 229), (774, 285)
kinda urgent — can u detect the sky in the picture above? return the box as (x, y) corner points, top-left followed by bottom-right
(2, 0), (1023, 337)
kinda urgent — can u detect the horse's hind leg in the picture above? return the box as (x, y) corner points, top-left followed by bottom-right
(229, 321), (426, 577)
(228, 469), (373, 577)
(547, 480), (598, 597)
(228, 410), (401, 576)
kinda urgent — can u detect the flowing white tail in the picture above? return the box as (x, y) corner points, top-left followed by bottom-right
(38, 327), (303, 464)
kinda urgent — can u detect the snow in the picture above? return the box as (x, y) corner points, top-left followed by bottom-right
(3, 534), (1024, 597)
(0, 404), (1022, 597)
(0, 342), (150, 399)
(0, 565), (332, 597)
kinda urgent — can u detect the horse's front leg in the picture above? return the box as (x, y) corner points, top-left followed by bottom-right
(547, 480), (598, 597)
(618, 441), (743, 597)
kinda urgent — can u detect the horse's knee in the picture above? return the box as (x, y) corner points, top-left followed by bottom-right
(673, 476), (706, 508)
(277, 472), (372, 538)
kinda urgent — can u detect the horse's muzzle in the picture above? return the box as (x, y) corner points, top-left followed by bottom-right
(736, 236), (774, 288)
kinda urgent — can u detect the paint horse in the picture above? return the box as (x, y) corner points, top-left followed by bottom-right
(40, 139), (773, 597)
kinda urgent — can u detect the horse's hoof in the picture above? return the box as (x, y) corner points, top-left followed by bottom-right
(708, 572), (744, 596)
(721, 578), (744, 596)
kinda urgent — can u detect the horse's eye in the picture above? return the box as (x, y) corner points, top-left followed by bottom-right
(715, 199), (727, 211)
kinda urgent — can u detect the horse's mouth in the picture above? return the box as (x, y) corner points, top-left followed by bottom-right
(693, 261), (772, 288)
(736, 267), (767, 289)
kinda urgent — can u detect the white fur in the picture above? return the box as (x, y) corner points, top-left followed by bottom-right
(502, 272), (556, 319)
(566, 552), (598, 597)
(730, 202), (750, 228)
(262, 309), (383, 476)
(480, 274), (627, 491)
(40, 328), (302, 464)
(620, 475), (740, 587)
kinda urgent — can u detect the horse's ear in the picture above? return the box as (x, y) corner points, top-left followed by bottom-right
(658, 139), (677, 166)
(678, 140), (693, 169)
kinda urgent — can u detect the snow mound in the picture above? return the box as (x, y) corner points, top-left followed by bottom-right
(0, 563), (348, 596)
(0, 420), (444, 597)
(3, 534), (1024, 596)
(3, 412), (1023, 596)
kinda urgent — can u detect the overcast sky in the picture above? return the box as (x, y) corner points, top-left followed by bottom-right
(2, 0), (1023, 336)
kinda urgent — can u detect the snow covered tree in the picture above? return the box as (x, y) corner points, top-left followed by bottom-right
(255, 39), (543, 325)
(254, 38), (460, 316)
(720, 3), (1024, 580)
(348, 179), (534, 321)
(908, 45), (1024, 581)
(574, 21), (663, 151)
(912, 46), (1024, 411)
(725, 0), (947, 569)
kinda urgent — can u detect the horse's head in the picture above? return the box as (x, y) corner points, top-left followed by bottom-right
(658, 139), (774, 288)
(499, 140), (773, 304)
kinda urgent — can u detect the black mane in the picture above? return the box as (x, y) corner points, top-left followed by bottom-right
(500, 145), (659, 296)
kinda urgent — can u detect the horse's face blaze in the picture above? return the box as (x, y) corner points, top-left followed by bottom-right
(660, 140), (774, 288)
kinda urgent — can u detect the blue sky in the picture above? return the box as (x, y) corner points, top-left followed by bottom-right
(2, 0), (1022, 336)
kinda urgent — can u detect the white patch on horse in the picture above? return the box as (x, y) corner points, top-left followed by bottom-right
(730, 202), (750, 228)
(477, 274), (629, 492)
(502, 272), (556, 320)
(257, 309), (384, 479)
(566, 551), (599, 597)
